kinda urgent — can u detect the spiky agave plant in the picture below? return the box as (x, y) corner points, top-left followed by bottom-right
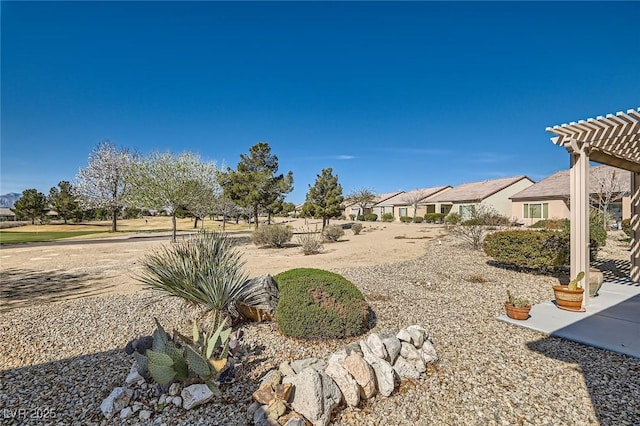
(136, 230), (268, 319)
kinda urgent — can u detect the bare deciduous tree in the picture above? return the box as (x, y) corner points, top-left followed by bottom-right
(590, 167), (629, 227)
(346, 188), (376, 220)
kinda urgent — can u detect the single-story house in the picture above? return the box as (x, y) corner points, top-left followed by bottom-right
(374, 186), (452, 221)
(0, 207), (16, 221)
(426, 175), (535, 220)
(510, 164), (631, 226)
(344, 191), (403, 219)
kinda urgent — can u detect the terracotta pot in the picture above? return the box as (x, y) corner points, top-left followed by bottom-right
(553, 285), (584, 311)
(589, 267), (604, 297)
(504, 302), (531, 320)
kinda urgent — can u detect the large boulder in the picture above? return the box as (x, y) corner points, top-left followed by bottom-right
(237, 275), (279, 321)
(324, 361), (360, 407)
(342, 353), (376, 399)
(284, 367), (342, 426)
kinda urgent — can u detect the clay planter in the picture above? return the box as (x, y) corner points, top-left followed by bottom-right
(553, 285), (584, 311)
(504, 302), (531, 320)
(589, 267), (604, 297)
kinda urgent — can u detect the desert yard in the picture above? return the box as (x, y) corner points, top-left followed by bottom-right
(0, 220), (638, 425)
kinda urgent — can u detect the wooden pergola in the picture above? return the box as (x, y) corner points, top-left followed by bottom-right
(547, 107), (640, 308)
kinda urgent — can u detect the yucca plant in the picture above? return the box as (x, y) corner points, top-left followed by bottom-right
(136, 230), (267, 319)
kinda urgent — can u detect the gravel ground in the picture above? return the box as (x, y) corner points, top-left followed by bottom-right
(1, 232), (639, 425)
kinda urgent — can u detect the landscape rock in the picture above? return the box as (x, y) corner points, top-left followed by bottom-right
(247, 401), (261, 418)
(284, 367), (341, 426)
(125, 362), (143, 384)
(421, 340), (438, 364)
(400, 342), (422, 361)
(168, 383), (181, 396)
(408, 356), (426, 373)
(266, 399), (286, 419)
(406, 325), (427, 348)
(100, 387), (133, 419)
(396, 328), (412, 343)
(274, 383), (293, 401)
(382, 336), (402, 364)
(325, 361), (360, 407)
(284, 416), (307, 426)
(360, 340), (395, 397)
(172, 396), (182, 407)
(344, 341), (363, 357)
(366, 334), (388, 360)
(181, 384), (215, 410)
(119, 406), (133, 419)
(138, 409), (152, 421)
(327, 349), (347, 365)
(291, 357), (327, 374)
(253, 404), (269, 426)
(342, 353), (376, 399)
(237, 275), (279, 321)
(259, 370), (283, 389)
(279, 361), (296, 377)
(392, 356), (421, 379)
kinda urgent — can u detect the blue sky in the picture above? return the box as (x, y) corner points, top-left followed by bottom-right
(2, 1), (639, 204)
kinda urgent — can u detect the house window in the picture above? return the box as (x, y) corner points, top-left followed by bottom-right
(523, 203), (548, 219)
(459, 205), (474, 220)
(399, 208), (408, 217)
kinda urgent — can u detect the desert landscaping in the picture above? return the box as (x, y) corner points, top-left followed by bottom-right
(1, 219), (639, 425)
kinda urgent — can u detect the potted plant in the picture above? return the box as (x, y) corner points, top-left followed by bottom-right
(589, 267), (604, 297)
(553, 271), (585, 312)
(504, 290), (531, 320)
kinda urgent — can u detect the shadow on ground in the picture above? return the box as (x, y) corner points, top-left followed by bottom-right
(0, 268), (118, 313)
(527, 336), (640, 425)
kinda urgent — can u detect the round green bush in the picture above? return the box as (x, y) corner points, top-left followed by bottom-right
(275, 268), (370, 339)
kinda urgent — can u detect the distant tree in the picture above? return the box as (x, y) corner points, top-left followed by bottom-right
(48, 181), (80, 224)
(402, 189), (431, 220)
(590, 168), (629, 227)
(221, 142), (293, 229)
(304, 168), (344, 229)
(346, 188), (376, 220)
(12, 188), (48, 224)
(74, 141), (135, 232)
(128, 151), (219, 242)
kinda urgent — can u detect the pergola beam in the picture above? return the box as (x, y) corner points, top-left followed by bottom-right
(548, 108), (640, 307)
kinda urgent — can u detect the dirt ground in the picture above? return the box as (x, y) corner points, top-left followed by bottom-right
(0, 219), (448, 312)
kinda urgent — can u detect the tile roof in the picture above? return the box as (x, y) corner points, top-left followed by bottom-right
(428, 176), (533, 203)
(376, 186), (451, 206)
(511, 165), (631, 200)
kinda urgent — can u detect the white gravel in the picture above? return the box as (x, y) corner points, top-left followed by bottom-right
(1, 232), (639, 425)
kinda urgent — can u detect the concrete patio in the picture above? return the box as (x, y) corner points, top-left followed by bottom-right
(498, 279), (640, 359)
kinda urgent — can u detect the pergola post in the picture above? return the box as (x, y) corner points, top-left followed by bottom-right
(569, 141), (590, 307)
(631, 172), (640, 281)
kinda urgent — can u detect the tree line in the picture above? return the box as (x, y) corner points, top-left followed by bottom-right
(11, 140), (369, 240)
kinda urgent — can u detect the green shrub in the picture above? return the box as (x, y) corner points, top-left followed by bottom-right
(275, 268), (370, 339)
(351, 223), (363, 235)
(252, 225), (293, 248)
(424, 213), (445, 223)
(349, 214), (356, 220)
(483, 230), (569, 272)
(413, 216), (424, 223)
(364, 213), (378, 222)
(137, 231), (263, 319)
(357, 215), (364, 221)
(323, 224), (345, 242)
(530, 218), (569, 229)
(381, 213), (394, 222)
(622, 218), (632, 237)
(444, 212), (460, 224)
(399, 216), (412, 223)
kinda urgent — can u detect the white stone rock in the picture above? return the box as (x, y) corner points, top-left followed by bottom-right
(100, 387), (133, 420)
(119, 406), (133, 419)
(396, 328), (412, 343)
(421, 340), (438, 364)
(125, 363), (143, 384)
(279, 361), (296, 377)
(327, 349), (347, 365)
(253, 404), (268, 426)
(400, 342), (422, 361)
(325, 361), (360, 407)
(392, 356), (421, 379)
(284, 418), (307, 426)
(406, 325), (427, 348)
(345, 341), (363, 356)
(172, 396), (182, 407)
(291, 357), (327, 374)
(132, 402), (142, 413)
(382, 336), (402, 364)
(360, 340), (395, 397)
(158, 394), (167, 405)
(366, 334), (388, 360)
(181, 384), (215, 410)
(164, 396), (173, 405)
(342, 353), (376, 399)
(168, 382), (181, 396)
(408, 356), (426, 373)
(283, 367), (341, 426)
(139, 409), (152, 421)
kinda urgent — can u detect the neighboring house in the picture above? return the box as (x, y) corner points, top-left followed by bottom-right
(374, 186), (452, 221)
(427, 176), (535, 220)
(510, 165), (631, 226)
(0, 207), (16, 221)
(344, 191), (403, 219)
